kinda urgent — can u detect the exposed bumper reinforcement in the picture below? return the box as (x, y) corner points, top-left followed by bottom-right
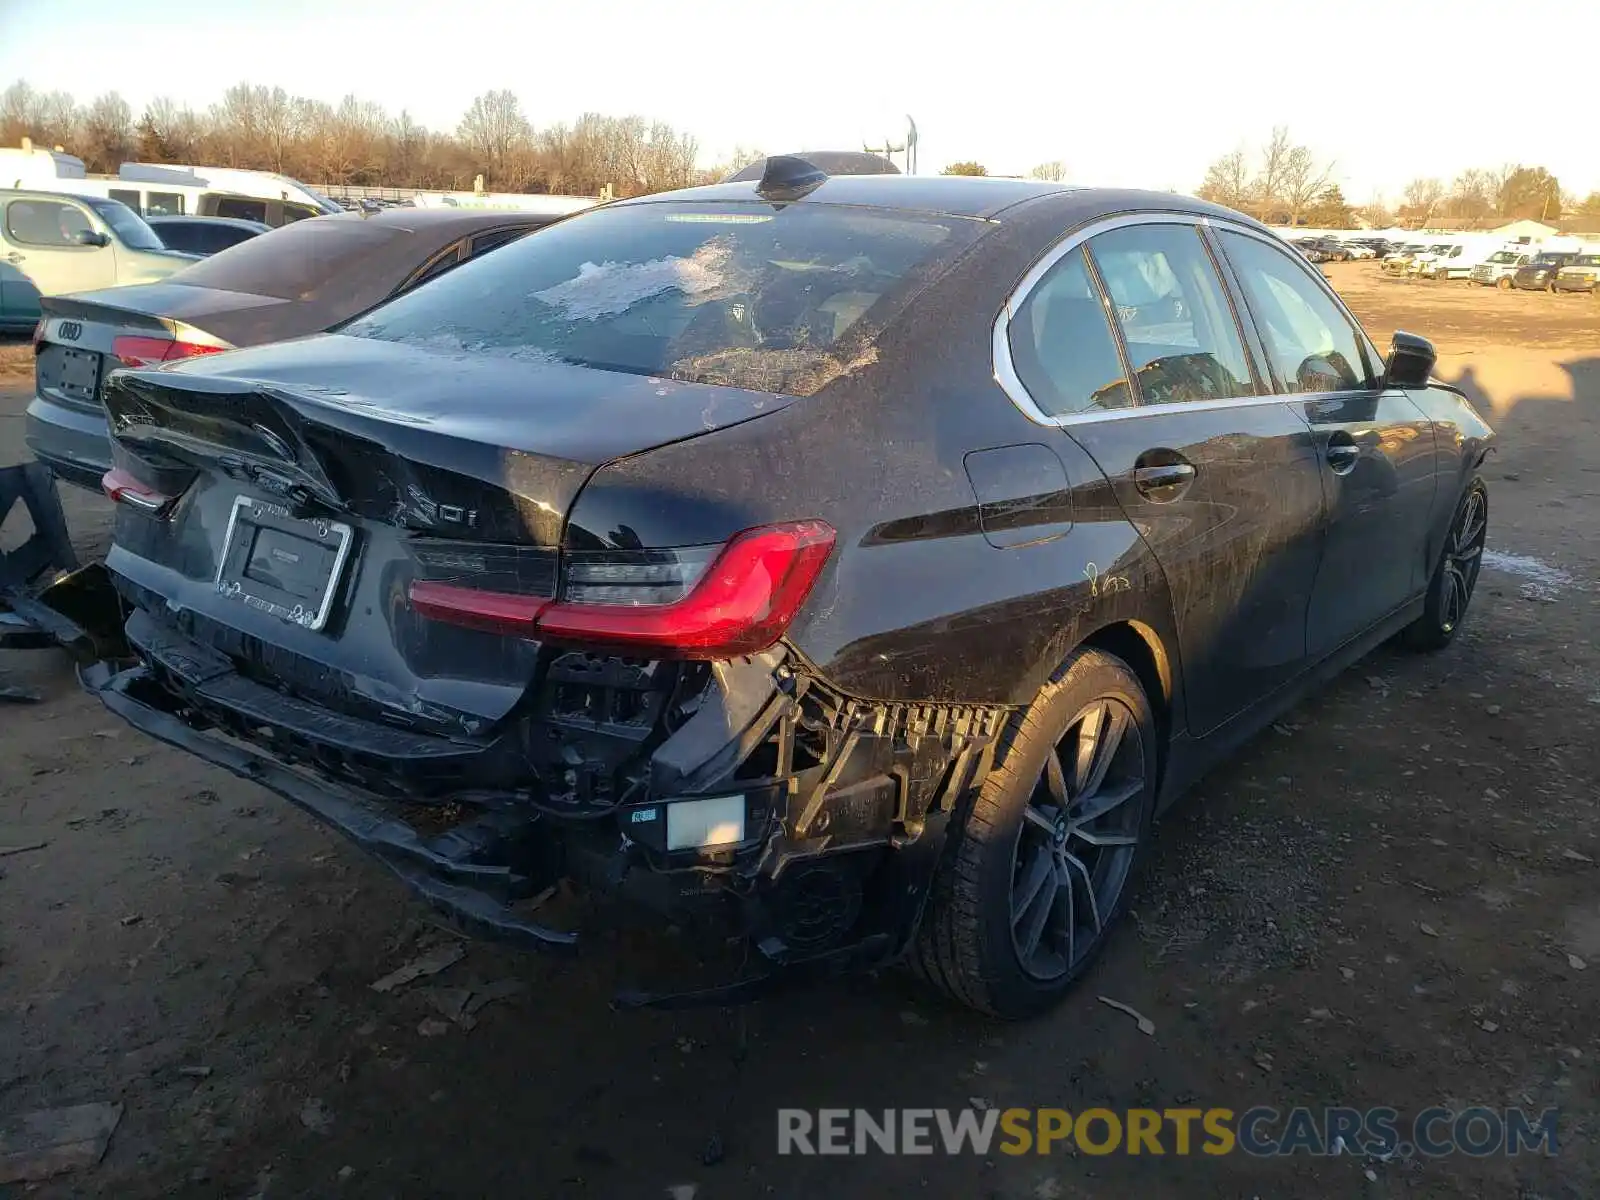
(96, 664), (579, 951)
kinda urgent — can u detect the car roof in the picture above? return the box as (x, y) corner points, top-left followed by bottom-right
(615, 175), (1250, 225)
(312, 207), (559, 236)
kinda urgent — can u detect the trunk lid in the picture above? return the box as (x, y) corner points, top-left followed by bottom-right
(102, 334), (797, 731)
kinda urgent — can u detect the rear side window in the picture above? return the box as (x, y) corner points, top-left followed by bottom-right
(109, 188), (141, 210)
(147, 191), (185, 216)
(1008, 246), (1131, 416)
(215, 197), (268, 223)
(344, 201), (983, 397)
(1219, 230), (1370, 394)
(1087, 223), (1255, 406)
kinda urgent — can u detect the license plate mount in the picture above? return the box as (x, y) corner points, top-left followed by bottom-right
(215, 496), (354, 632)
(56, 348), (101, 403)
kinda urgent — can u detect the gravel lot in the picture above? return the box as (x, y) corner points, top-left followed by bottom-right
(1, 266), (1597, 1198)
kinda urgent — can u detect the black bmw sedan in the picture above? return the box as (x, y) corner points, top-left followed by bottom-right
(89, 159), (1494, 1018)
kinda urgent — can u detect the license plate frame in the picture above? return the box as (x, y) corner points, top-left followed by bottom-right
(214, 496), (354, 633)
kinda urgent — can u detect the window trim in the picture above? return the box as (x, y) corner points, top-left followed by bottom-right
(993, 212), (1388, 427)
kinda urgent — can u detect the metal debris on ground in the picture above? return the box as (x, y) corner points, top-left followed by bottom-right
(1097, 995), (1156, 1035)
(0, 841), (48, 858)
(369, 942), (465, 993)
(0, 1101), (123, 1184)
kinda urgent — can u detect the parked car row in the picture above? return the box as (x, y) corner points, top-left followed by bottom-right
(25, 204), (559, 487)
(18, 155), (1497, 1017)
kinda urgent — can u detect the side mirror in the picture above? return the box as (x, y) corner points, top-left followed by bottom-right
(72, 229), (109, 248)
(1383, 330), (1436, 389)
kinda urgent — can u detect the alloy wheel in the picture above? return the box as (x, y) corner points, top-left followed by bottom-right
(1440, 487), (1487, 635)
(1008, 698), (1146, 981)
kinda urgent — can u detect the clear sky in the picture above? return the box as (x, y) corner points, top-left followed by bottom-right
(1, 0), (1595, 200)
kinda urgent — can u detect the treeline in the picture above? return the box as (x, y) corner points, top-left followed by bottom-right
(0, 80), (760, 197)
(1198, 126), (1600, 228)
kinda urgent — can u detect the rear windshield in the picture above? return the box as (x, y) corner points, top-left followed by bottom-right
(84, 197), (165, 252)
(1486, 251), (1518, 264)
(343, 200), (983, 396)
(1572, 254), (1600, 267)
(172, 216), (407, 299)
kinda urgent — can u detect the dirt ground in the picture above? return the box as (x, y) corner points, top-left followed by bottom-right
(1, 268), (1597, 1199)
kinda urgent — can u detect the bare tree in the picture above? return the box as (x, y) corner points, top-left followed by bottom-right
(1253, 126), (1293, 220)
(1446, 168), (1494, 220)
(0, 80), (38, 145)
(1280, 144), (1335, 226)
(457, 89), (532, 179)
(1029, 160), (1066, 182)
(1196, 148), (1251, 211)
(78, 92), (134, 172)
(1401, 177), (1445, 227)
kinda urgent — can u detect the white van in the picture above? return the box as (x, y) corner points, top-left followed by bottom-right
(1469, 247), (1537, 288)
(1416, 238), (1504, 281)
(0, 144), (341, 226)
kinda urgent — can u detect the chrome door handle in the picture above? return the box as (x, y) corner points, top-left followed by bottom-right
(4, 252), (23, 264)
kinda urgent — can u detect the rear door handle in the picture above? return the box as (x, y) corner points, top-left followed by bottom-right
(1133, 462), (1196, 493)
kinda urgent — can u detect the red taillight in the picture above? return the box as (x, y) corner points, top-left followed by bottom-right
(404, 520), (836, 659)
(408, 582), (549, 637)
(112, 335), (228, 368)
(31, 320), (45, 349)
(540, 520), (835, 658)
(101, 467), (176, 516)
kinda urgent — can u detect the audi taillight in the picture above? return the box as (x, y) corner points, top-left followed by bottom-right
(405, 520), (836, 659)
(112, 335), (228, 369)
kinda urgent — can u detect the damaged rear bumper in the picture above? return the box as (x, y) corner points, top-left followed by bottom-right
(93, 608), (1009, 1004)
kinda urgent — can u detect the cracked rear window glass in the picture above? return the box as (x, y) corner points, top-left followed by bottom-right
(343, 201), (982, 396)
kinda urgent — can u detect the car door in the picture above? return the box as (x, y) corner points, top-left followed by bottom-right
(1213, 227), (1437, 660)
(1004, 217), (1327, 735)
(2, 195), (117, 303)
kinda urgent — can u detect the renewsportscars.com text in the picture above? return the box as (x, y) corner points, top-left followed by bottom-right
(777, 1106), (1559, 1158)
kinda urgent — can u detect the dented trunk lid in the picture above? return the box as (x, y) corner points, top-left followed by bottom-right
(102, 334), (797, 732)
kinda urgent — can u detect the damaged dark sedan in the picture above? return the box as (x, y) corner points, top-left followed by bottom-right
(90, 159), (1495, 1017)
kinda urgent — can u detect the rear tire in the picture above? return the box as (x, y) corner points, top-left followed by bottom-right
(911, 648), (1157, 1018)
(1401, 479), (1487, 652)
(1497, 277), (1513, 290)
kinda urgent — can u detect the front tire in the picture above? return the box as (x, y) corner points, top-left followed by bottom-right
(1497, 277), (1513, 290)
(911, 648), (1157, 1018)
(1401, 479), (1487, 652)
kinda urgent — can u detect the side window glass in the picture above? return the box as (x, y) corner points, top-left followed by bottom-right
(216, 197), (268, 223)
(1219, 230), (1370, 393)
(1007, 246), (1132, 417)
(109, 189), (142, 211)
(1086, 223), (1255, 406)
(147, 192), (184, 216)
(4, 199), (89, 248)
(282, 203), (318, 223)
